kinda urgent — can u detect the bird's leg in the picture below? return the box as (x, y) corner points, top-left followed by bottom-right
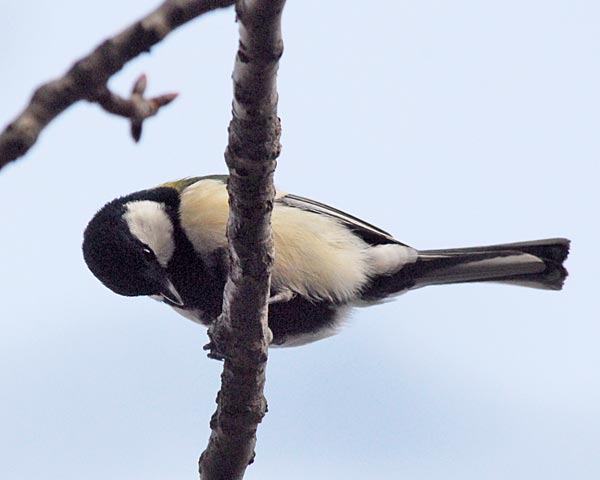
(268, 288), (296, 304)
(265, 327), (274, 345)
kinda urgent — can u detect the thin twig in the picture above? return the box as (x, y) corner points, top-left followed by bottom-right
(0, 0), (234, 170)
(91, 74), (178, 142)
(198, 0), (286, 478)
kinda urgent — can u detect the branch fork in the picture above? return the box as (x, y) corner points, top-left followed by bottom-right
(89, 74), (178, 141)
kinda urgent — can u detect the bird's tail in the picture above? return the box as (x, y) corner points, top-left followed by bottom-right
(413, 238), (570, 290)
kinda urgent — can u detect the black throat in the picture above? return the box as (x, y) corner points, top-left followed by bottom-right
(157, 189), (228, 324)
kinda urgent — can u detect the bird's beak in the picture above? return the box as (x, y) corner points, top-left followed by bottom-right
(161, 279), (184, 307)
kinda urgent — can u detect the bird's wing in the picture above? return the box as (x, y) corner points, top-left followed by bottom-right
(160, 175), (228, 193)
(162, 175), (406, 246)
(278, 193), (406, 246)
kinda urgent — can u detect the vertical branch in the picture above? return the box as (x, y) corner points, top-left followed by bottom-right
(199, 0), (286, 479)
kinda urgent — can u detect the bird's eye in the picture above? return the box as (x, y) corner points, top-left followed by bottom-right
(142, 246), (155, 260)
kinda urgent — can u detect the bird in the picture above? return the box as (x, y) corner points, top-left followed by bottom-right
(83, 175), (570, 347)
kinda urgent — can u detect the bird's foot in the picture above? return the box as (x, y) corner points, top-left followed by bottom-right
(268, 289), (296, 304)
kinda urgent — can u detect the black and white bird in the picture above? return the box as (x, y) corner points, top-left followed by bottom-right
(83, 175), (570, 347)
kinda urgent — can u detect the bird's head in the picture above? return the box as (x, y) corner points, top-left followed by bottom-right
(82, 189), (184, 306)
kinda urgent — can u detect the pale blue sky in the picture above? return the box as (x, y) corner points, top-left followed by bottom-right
(1, 1), (598, 479)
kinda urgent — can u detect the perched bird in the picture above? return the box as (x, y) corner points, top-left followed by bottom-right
(83, 175), (570, 347)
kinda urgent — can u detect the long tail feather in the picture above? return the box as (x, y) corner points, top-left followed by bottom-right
(361, 238), (570, 300)
(415, 238), (570, 290)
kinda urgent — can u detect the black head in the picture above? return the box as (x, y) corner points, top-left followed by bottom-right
(82, 188), (184, 305)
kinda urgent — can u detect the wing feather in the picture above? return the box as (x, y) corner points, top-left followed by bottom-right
(278, 194), (404, 246)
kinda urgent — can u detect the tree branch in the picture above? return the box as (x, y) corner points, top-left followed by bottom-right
(91, 74), (178, 142)
(198, 0), (286, 478)
(0, 0), (234, 170)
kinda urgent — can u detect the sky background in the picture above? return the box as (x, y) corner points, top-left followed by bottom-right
(1, 1), (599, 479)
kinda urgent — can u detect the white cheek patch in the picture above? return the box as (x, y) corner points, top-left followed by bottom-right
(368, 244), (418, 275)
(123, 200), (175, 267)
